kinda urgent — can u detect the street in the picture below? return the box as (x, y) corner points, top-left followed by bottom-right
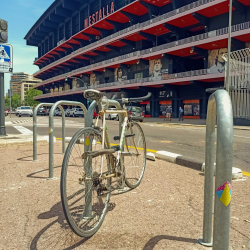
(5, 116), (250, 172)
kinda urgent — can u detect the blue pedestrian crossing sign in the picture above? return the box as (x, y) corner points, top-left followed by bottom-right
(0, 44), (13, 73)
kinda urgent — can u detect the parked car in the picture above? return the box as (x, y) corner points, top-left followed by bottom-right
(105, 108), (117, 120)
(18, 106), (33, 117)
(58, 108), (69, 116)
(127, 106), (144, 122)
(5, 110), (9, 116)
(54, 108), (60, 116)
(69, 108), (84, 117)
(64, 108), (71, 117)
(16, 107), (21, 116)
(37, 107), (46, 116)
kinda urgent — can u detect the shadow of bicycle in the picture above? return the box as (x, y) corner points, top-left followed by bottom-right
(30, 200), (116, 250)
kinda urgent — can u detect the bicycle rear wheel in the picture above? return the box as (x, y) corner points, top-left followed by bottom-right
(60, 127), (112, 237)
(124, 122), (146, 189)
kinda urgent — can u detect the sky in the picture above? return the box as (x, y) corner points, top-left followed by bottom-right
(1, 0), (54, 95)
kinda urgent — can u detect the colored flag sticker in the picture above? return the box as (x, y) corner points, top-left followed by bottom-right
(49, 127), (53, 134)
(215, 181), (232, 206)
(33, 122), (36, 126)
(85, 136), (90, 146)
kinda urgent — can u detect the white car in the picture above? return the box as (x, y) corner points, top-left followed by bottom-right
(65, 108), (71, 117)
(16, 107), (21, 116)
(69, 108), (84, 117)
(54, 108), (60, 116)
(105, 108), (117, 120)
(19, 106), (33, 117)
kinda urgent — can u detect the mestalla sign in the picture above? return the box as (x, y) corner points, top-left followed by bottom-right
(84, 2), (115, 28)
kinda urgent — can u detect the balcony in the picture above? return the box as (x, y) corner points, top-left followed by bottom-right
(33, 20), (250, 89)
(33, 69), (224, 100)
(33, 0), (232, 77)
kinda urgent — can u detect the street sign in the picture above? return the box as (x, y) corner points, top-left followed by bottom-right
(0, 43), (13, 73)
(8, 88), (13, 97)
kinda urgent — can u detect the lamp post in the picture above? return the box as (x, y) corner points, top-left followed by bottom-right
(226, 0), (233, 92)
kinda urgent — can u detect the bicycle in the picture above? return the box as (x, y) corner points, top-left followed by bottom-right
(60, 89), (151, 237)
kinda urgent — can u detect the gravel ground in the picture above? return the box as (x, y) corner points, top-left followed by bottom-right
(0, 141), (249, 250)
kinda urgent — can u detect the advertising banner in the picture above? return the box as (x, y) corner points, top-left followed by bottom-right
(208, 48), (227, 74)
(114, 67), (127, 84)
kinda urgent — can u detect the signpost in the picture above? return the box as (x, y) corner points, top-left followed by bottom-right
(8, 88), (13, 118)
(0, 41), (13, 136)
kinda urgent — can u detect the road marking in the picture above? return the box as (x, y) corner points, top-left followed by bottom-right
(13, 126), (33, 135)
(161, 141), (172, 143)
(242, 171), (250, 177)
(57, 138), (158, 153)
(234, 135), (250, 139)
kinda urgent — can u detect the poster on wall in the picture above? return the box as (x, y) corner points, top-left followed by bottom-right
(114, 67), (127, 84)
(184, 105), (192, 116)
(159, 104), (172, 117)
(90, 73), (99, 86)
(184, 104), (200, 116)
(149, 57), (171, 80)
(208, 48), (227, 74)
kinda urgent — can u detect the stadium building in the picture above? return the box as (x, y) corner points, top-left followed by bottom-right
(24, 0), (250, 119)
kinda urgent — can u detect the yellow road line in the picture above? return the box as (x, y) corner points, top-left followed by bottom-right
(56, 138), (157, 153)
(242, 171), (250, 177)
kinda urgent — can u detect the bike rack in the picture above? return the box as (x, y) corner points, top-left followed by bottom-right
(48, 101), (87, 180)
(198, 90), (233, 249)
(33, 103), (63, 162)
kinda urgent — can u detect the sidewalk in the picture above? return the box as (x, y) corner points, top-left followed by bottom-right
(0, 141), (249, 249)
(144, 117), (250, 130)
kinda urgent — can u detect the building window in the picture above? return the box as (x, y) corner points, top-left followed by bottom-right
(59, 25), (65, 41)
(65, 20), (71, 39)
(134, 72), (143, 79)
(72, 14), (80, 35)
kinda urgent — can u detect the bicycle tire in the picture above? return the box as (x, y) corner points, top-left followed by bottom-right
(124, 122), (146, 189)
(60, 127), (112, 237)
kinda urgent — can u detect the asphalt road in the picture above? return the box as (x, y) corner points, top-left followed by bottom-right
(5, 116), (250, 172)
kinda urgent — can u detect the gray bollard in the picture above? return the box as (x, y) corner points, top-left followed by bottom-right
(199, 90), (233, 249)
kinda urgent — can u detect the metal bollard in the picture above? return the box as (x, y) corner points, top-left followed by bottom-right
(48, 101), (87, 180)
(198, 90), (233, 249)
(33, 103), (53, 161)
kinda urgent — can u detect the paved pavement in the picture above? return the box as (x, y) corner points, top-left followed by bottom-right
(0, 142), (249, 250)
(5, 116), (250, 172)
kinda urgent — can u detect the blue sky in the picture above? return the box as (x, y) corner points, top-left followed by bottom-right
(1, 0), (54, 94)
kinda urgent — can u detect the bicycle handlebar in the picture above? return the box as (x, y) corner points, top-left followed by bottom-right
(116, 92), (152, 103)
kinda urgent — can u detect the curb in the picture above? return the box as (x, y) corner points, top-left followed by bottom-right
(149, 122), (250, 131)
(0, 136), (47, 146)
(155, 150), (243, 180)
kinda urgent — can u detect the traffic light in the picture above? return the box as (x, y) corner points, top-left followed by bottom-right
(0, 19), (8, 43)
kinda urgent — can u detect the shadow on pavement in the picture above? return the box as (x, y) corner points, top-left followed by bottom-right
(30, 199), (116, 249)
(27, 165), (62, 179)
(30, 201), (91, 250)
(142, 235), (198, 250)
(17, 153), (63, 162)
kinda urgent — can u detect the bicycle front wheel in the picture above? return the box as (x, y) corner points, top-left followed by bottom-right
(124, 122), (146, 189)
(60, 127), (112, 237)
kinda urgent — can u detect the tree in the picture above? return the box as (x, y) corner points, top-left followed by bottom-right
(11, 94), (21, 109)
(5, 96), (10, 109)
(24, 88), (43, 107)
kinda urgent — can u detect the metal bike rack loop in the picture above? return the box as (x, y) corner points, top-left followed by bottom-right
(48, 101), (87, 180)
(33, 103), (61, 161)
(198, 90), (233, 249)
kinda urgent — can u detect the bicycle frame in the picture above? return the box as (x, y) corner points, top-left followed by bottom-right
(95, 108), (129, 173)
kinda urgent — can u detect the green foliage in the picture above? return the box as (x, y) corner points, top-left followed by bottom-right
(5, 95), (10, 109)
(24, 88), (43, 107)
(11, 94), (21, 109)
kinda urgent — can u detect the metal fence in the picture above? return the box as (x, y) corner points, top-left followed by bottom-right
(224, 48), (250, 119)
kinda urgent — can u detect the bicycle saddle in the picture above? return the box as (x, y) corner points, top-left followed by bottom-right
(84, 89), (103, 101)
